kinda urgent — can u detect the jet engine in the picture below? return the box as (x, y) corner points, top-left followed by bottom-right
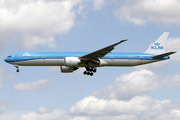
(64, 57), (81, 66)
(60, 66), (78, 73)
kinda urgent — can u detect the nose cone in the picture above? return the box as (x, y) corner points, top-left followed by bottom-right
(4, 58), (8, 63)
(4, 57), (12, 63)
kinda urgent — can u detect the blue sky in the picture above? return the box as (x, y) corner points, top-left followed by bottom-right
(1, 0), (180, 120)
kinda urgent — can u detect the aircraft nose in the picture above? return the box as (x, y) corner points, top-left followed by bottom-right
(4, 58), (9, 63)
(4, 58), (7, 62)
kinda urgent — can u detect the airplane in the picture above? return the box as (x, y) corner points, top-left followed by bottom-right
(4, 32), (176, 76)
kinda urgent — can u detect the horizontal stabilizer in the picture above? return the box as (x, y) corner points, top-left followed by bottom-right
(151, 52), (176, 58)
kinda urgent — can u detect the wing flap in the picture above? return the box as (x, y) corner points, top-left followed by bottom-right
(151, 51), (176, 58)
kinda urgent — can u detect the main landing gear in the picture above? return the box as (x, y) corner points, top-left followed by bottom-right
(83, 67), (97, 76)
(14, 65), (19, 73)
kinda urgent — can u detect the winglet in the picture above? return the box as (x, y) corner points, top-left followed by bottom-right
(112, 39), (128, 46)
(121, 39), (128, 43)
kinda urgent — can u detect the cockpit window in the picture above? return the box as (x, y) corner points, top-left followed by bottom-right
(8, 56), (11, 58)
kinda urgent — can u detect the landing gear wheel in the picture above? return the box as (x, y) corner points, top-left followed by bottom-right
(87, 72), (90, 75)
(90, 72), (93, 76)
(84, 67), (97, 76)
(14, 65), (19, 73)
(83, 71), (87, 75)
(93, 69), (96, 73)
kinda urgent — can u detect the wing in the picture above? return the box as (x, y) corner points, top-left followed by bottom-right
(80, 39), (128, 61)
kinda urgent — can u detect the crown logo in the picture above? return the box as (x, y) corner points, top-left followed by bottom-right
(23, 53), (30, 56)
(154, 42), (160, 46)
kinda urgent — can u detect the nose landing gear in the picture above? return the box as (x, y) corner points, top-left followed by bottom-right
(83, 67), (97, 76)
(14, 65), (19, 73)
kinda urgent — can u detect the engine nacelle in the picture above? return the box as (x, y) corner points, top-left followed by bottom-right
(60, 66), (78, 73)
(64, 57), (81, 66)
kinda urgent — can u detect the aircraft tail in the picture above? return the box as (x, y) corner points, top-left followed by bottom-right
(145, 32), (169, 54)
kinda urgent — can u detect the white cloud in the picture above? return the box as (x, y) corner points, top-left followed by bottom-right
(0, 101), (6, 115)
(10, 71), (180, 120)
(20, 36), (56, 49)
(19, 107), (93, 120)
(166, 38), (180, 51)
(36, 107), (52, 114)
(69, 95), (180, 120)
(66, 69), (180, 119)
(10, 97), (180, 120)
(0, 110), (31, 120)
(70, 95), (179, 120)
(92, 0), (105, 10)
(0, 0), (82, 50)
(166, 37), (180, 62)
(163, 74), (180, 87)
(151, 109), (180, 120)
(92, 69), (180, 100)
(78, 5), (86, 14)
(12, 79), (52, 91)
(0, 67), (5, 88)
(116, 0), (180, 26)
(92, 70), (159, 99)
(20, 107), (65, 120)
(0, 0), (109, 51)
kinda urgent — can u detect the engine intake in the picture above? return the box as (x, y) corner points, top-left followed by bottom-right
(64, 57), (81, 66)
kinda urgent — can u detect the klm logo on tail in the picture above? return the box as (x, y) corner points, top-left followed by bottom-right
(151, 42), (163, 50)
